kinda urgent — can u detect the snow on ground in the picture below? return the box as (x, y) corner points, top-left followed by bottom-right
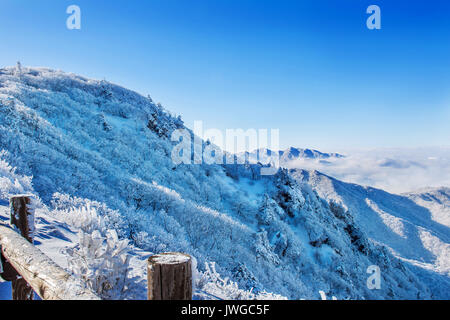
(0, 201), (285, 300)
(294, 169), (450, 298)
(405, 188), (450, 228)
(0, 176), (285, 300)
(0, 203), (149, 300)
(418, 228), (450, 275)
(365, 198), (407, 239)
(0, 66), (448, 299)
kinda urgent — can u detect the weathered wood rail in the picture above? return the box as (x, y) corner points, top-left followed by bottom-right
(0, 224), (101, 300)
(0, 195), (192, 300)
(1, 195), (100, 300)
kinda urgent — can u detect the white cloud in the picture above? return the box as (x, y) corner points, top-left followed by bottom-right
(285, 147), (450, 194)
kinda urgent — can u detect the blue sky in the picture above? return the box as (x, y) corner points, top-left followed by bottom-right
(0, 0), (449, 151)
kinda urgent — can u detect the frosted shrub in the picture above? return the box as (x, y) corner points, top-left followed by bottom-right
(65, 229), (131, 300)
(0, 150), (34, 202)
(195, 262), (287, 300)
(51, 195), (134, 299)
(58, 206), (106, 234)
(51, 193), (127, 238)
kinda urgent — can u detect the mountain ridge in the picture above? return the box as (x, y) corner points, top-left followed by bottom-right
(238, 147), (344, 164)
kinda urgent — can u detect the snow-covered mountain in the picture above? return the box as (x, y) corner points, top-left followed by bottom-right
(280, 147), (344, 160)
(294, 170), (450, 298)
(238, 147), (344, 165)
(0, 66), (448, 299)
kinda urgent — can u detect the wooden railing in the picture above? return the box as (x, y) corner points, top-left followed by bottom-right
(0, 196), (192, 300)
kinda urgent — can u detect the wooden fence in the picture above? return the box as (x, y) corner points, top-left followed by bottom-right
(0, 195), (192, 300)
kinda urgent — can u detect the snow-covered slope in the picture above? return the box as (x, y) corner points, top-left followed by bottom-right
(0, 66), (446, 299)
(293, 169), (450, 298)
(0, 154), (284, 300)
(404, 187), (450, 228)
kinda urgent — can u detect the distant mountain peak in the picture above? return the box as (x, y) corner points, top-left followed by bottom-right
(238, 147), (344, 164)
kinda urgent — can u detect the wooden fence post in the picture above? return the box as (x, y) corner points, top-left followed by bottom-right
(147, 252), (192, 300)
(9, 195), (34, 300)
